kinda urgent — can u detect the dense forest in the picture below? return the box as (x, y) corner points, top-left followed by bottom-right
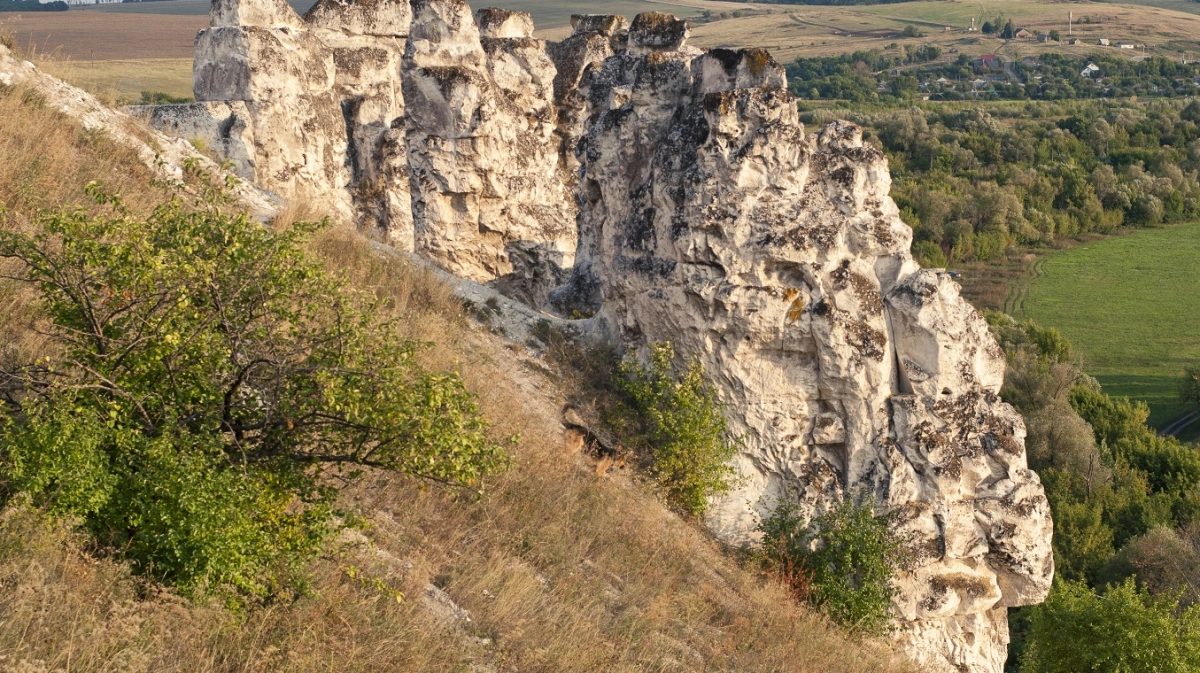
(797, 99), (1200, 270)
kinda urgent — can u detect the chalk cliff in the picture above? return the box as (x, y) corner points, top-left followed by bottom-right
(132, 2), (1056, 670)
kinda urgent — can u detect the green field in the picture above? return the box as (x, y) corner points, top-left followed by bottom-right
(1019, 222), (1200, 435)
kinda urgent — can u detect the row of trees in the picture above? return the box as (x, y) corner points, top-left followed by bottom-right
(0, 0), (67, 11)
(786, 51), (1200, 103)
(797, 99), (1200, 266)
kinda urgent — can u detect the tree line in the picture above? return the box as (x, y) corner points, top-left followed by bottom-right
(798, 99), (1200, 267)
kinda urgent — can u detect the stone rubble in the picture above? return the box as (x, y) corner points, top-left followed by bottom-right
(129, 2), (1055, 671)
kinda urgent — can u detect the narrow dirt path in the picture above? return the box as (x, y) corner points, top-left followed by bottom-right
(1159, 409), (1200, 438)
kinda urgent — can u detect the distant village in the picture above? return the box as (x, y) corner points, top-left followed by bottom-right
(871, 13), (1200, 101)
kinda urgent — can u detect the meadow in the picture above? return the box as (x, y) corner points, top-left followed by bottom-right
(1018, 221), (1200, 436)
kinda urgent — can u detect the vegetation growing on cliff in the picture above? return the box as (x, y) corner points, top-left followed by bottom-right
(0, 83), (914, 673)
(759, 498), (909, 635)
(616, 342), (739, 516)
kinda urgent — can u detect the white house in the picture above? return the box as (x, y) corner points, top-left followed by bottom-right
(1081, 63), (1101, 77)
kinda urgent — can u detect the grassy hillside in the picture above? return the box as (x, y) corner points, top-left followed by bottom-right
(0, 77), (911, 673)
(1018, 221), (1200, 437)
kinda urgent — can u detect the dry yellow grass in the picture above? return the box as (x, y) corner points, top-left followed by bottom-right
(38, 58), (195, 104)
(0, 67), (915, 673)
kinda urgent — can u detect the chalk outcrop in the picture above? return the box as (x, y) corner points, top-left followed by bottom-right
(134, 3), (1055, 671)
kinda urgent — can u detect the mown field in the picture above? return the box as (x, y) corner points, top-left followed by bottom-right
(1018, 221), (1200, 437)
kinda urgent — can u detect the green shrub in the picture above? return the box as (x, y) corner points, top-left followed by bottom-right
(617, 342), (737, 516)
(1021, 579), (1200, 673)
(1182, 365), (1200, 412)
(139, 91), (194, 105)
(758, 498), (909, 634)
(0, 185), (506, 600)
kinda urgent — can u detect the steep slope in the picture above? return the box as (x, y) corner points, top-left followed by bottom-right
(0, 54), (912, 673)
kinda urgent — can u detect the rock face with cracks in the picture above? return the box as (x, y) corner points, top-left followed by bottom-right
(139, 2), (1054, 671)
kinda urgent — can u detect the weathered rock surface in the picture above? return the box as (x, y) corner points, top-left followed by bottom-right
(402, 1), (575, 302)
(134, 3), (1054, 671)
(559, 24), (1053, 673)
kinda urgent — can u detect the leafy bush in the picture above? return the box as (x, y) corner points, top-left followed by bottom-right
(617, 342), (737, 516)
(759, 498), (909, 634)
(139, 91), (194, 105)
(0, 186), (505, 600)
(1021, 579), (1200, 673)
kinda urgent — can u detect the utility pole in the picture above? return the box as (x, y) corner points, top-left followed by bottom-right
(1069, 11), (1073, 36)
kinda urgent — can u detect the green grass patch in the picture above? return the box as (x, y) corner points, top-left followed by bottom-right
(1019, 222), (1200, 435)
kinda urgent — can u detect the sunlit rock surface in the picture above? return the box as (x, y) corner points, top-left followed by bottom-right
(134, 3), (1056, 670)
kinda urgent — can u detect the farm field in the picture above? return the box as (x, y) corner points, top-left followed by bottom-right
(71, 0), (731, 29)
(0, 12), (203, 59)
(688, 0), (1200, 62)
(1017, 222), (1200, 438)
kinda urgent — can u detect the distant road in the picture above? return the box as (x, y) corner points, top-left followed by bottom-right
(1159, 410), (1200, 438)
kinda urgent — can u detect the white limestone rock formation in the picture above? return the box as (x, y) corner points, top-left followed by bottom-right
(129, 4), (1055, 670)
(560, 21), (1053, 673)
(306, 0), (414, 247)
(546, 14), (628, 188)
(193, 0), (351, 219)
(402, 1), (576, 304)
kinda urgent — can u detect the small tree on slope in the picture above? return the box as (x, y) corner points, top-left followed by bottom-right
(0, 184), (506, 600)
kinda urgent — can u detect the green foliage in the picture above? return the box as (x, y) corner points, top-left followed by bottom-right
(799, 100), (1200, 269)
(1072, 387), (1200, 496)
(0, 186), (505, 599)
(1182, 365), (1200, 411)
(617, 342), (737, 516)
(759, 498), (908, 634)
(139, 91), (194, 105)
(1021, 579), (1200, 673)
